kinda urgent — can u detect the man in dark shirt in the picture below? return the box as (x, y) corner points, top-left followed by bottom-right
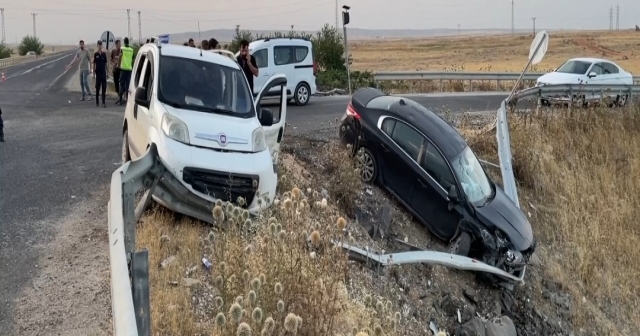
(236, 39), (259, 95)
(92, 40), (108, 107)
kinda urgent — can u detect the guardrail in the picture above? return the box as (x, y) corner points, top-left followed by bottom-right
(0, 50), (75, 69)
(373, 71), (640, 91)
(495, 83), (640, 209)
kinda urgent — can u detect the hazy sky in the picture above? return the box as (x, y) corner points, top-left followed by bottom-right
(2, 0), (639, 44)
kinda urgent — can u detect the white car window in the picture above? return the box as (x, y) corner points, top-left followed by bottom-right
(556, 60), (592, 75)
(158, 55), (254, 117)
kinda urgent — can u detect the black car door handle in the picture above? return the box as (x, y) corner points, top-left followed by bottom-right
(418, 179), (426, 188)
(381, 144), (390, 152)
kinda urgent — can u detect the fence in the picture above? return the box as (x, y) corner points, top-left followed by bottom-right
(107, 83), (640, 335)
(0, 49), (75, 69)
(372, 71), (640, 92)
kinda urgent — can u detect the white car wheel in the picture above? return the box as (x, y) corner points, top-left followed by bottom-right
(294, 83), (310, 106)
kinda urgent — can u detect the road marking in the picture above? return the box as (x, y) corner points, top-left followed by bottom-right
(6, 53), (73, 80)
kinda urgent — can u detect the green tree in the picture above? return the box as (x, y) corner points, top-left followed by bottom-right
(311, 24), (345, 71)
(0, 43), (13, 59)
(17, 35), (45, 56)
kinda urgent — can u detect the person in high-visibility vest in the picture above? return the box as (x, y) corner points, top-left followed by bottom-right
(116, 37), (134, 106)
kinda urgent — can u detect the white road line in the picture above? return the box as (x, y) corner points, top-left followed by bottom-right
(6, 53), (73, 80)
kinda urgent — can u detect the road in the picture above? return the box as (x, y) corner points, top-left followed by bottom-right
(0, 57), (516, 334)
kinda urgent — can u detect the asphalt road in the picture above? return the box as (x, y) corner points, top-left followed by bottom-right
(0, 57), (523, 332)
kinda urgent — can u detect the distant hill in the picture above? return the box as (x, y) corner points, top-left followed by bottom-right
(159, 27), (538, 44)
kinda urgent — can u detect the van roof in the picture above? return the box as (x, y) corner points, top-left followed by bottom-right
(154, 43), (240, 69)
(249, 37), (312, 49)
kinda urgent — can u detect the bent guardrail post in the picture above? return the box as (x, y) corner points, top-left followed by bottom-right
(110, 144), (161, 336)
(496, 100), (520, 208)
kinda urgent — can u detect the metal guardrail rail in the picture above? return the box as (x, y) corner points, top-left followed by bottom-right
(373, 71), (640, 88)
(0, 50), (74, 69)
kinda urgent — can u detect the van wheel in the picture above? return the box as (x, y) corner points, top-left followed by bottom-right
(449, 231), (472, 257)
(294, 83), (310, 106)
(122, 130), (131, 164)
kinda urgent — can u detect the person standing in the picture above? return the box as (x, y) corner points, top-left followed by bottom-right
(110, 39), (121, 98)
(236, 39), (259, 94)
(188, 38), (196, 48)
(117, 37), (134, 106)
(208, 38), (219, 50)
(92, 40), (108, 108)
(66, 40), (93, 101)
(200, 40), (209, 50)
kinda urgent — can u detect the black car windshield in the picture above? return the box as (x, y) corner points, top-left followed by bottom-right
(158, 55), (255, 118)
(451, 146), (493, 205)
(555, 60), (592, 75)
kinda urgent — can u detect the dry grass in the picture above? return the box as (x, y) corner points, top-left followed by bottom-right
(137, 143), (404, 335)
(464, 105), (640, 333)
(350, 30), (640, 73)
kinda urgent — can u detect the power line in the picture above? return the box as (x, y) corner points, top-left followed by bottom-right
(531, 17), (536, 35)
(31, 12), (37, 37)
(511, 0), (515, 35)
(1, 8), (5, 44)
(127, 9), (131, 40)
(138, 11), (142, 44)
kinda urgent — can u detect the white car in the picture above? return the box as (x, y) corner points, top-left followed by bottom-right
(239, 37), (317, 106)
(536, 57), (633, 106)
(121, 39), (288, 215)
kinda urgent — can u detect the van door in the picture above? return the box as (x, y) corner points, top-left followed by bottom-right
(250, 44), (271, 97)
(255, 74), (287, 164)
(272, 45), (296, 97)
(126, 52), (148, 158)
(136, 52), (155, 152)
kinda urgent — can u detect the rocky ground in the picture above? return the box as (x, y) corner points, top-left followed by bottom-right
(278, 113), (578, 336)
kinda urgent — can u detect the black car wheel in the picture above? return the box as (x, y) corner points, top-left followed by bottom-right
(122, 130), (131, 164)
(448, 231), (471, 257)
(355, 147), (377, 184)
(615, 94), (628, 107)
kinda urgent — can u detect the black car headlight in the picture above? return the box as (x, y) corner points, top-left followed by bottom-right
(505, 249), (525, 267)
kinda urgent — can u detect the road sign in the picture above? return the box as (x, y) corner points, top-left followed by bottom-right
(158, 34), (170, 44)
(529, 30), (549, 65)
(101, 30), (115, 49)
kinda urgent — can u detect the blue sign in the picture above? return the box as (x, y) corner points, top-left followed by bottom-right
(158, 34), (170, 44)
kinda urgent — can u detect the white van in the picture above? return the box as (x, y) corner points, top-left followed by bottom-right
(121, 39), (288, 214)
(244, 37), (317, 106)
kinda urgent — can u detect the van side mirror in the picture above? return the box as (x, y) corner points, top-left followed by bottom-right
(588, 71), (597, 78)
(135, 87), (150, 108)
(259, 108), (273, 126)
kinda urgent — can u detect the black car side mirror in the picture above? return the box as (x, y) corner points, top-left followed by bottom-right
(448, 185), (460, 203)
(259, 108), (273, 126)
(134, 87), (150, 108)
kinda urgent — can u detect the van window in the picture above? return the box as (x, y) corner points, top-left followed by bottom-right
(294, 46), (308, 63)
(141, 59), (153, 100)
(134, 54), (147, 87)
(157, 56), (255, 118)
(274, 46), (293, 65)
(253, 49), (268, 68)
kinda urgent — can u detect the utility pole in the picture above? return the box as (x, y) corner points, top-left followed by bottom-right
(31, 13), (37, 38)
(609, 6), (613, 31)
(335, 0), (339, 32)
(1, 8), (5, 45)
(511, 0), (515, 35)
(531, 17), (536, 35)
(616, 4), (619, 30)
(137, 11), (142, 44)
(127, 9), (132, 40)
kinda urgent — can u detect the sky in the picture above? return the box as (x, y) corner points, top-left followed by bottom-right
(1, 0), (639, 44)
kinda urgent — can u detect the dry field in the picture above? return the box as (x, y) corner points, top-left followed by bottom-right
(133, 102), (640, 335)
(350, 30), (640, 74)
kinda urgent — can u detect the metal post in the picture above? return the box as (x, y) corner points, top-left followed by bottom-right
(343, 25), (352, 96)
(131, 249), (150, 336)
(122, 181), (136, 258)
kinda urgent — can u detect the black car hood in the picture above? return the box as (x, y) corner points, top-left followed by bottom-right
(474, 186), (534, 251)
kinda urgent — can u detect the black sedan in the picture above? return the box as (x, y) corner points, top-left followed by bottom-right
(338, 87), (536, 277)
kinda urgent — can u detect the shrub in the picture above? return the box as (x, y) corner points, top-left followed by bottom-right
(0, 43), (12, 59)
(18, 35), (44, 56)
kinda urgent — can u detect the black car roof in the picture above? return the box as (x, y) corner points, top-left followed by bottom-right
(353, 88), (468, 159)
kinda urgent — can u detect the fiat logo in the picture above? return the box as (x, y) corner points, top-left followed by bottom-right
(219, 134), (228, 146)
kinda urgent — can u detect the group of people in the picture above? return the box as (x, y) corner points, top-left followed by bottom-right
(63, 35), (259, 109)
(66, 37), (134, 107)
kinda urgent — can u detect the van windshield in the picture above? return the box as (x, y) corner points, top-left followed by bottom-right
(157, 55), (255, 118)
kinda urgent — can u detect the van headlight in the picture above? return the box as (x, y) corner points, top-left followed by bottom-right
(252, 127), (267, 152)
(161, 113), (190, 144)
